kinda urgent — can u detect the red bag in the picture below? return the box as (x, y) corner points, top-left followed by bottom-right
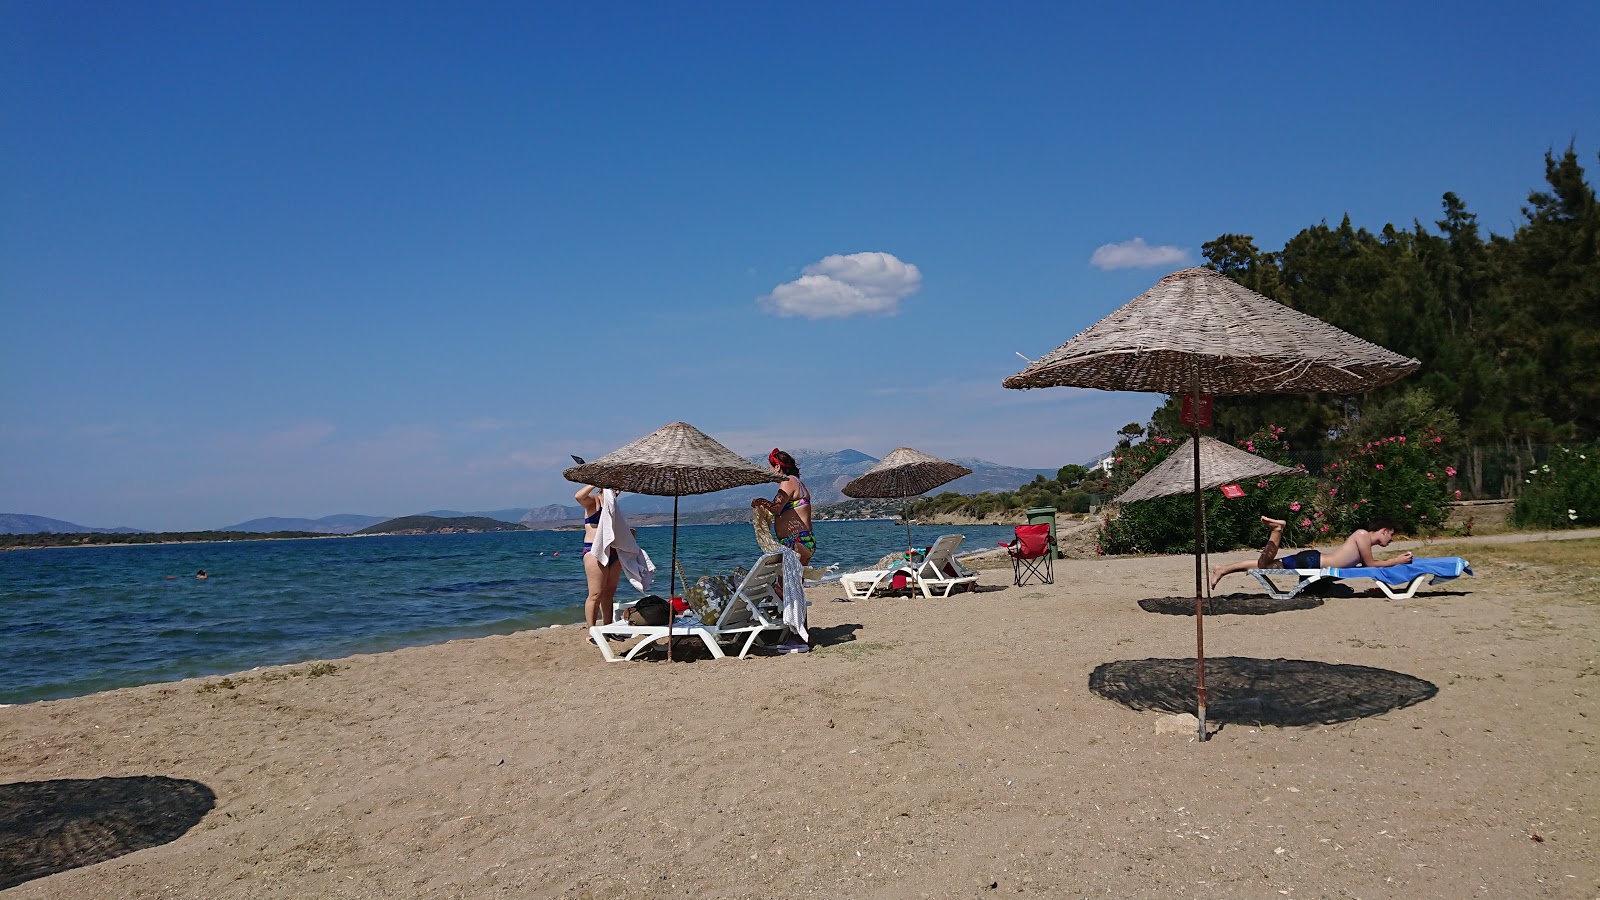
(891, 572), (908, 591)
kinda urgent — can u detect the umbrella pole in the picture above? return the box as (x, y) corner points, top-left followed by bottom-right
(668, 496), (679, 661)
(1191, 367), (1208, 741)
(905, 504), (913, 558)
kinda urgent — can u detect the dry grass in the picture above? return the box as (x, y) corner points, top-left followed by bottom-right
(1425, 537), (1600, 605)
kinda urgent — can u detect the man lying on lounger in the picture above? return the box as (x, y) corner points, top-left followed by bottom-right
(1209, 516), (1412, 590)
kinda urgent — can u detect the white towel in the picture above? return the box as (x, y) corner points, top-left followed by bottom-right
(780, 548), (809, 643)
(591, 489), (655, 593)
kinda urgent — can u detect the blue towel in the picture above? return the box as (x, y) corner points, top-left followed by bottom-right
(1328, 556), (1473, 585)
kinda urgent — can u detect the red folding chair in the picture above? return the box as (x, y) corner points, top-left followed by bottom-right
(1002, 523), (1055, 586)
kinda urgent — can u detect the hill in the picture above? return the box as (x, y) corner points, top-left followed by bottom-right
(223, 514), (387, 534)
(355, 516), (529, 536)
(0, 513), (146, 535)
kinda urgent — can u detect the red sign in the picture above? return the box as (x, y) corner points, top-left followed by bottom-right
(1219, 483), (1245, 499)
(1181, 394), (1213, 427)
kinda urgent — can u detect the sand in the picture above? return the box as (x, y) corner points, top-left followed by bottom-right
(3, 533), (1599, 898)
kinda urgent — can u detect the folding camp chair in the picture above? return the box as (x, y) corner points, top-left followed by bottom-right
(1003, 523), (1054, 586)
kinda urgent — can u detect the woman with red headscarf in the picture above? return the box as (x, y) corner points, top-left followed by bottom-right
(751, 448), (816, 565)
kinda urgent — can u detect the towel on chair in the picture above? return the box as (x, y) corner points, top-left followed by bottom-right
(591, 489), (656, 593)
(780, 548), (809, 643)
(1329, 556), (1472, 585)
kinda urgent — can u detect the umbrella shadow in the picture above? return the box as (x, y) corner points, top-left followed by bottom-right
(1088, 657), (1438, 727)
(1139, 594), (1326, 616)
(808, 623), (861, 648)
(0, 775), (216, 890)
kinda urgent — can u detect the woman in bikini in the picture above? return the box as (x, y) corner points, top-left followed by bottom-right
(751, 448), (817, 565)
(575, 484), (623, 629)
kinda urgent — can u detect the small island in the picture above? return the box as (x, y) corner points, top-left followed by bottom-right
(354, 515), (529, 536)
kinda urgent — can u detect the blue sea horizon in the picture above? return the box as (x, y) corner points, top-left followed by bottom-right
(0, 520), (1020, 704)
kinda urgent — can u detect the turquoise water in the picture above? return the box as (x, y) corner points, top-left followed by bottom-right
(0, 520), (1019, 704)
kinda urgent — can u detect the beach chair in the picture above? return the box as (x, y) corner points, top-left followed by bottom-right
(839, 560), (918, 599)
(1003, 523), (1054, 586)
(590, 552), (787, 661)
(1247, 556), (1473, 601)
(912, 534), (979, 597)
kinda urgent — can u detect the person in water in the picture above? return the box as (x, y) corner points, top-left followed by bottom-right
(1209, 515), (1412, 589)
(751, 448), (816, 565)
(196, 570), (208, 579)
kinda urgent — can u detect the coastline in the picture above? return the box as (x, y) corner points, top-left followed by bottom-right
(3, 532), (1597, 896)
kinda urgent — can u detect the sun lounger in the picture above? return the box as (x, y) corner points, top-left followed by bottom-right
(1248, 556), (1473, 601)
(839, 535), (979, 599)
(912, 534), (979, 597)
(590, 551), (787, 661)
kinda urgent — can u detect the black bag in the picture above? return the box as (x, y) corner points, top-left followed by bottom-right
(626, 595), (671, 626)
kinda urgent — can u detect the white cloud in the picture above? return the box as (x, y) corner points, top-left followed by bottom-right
(1089, 238), (1190, 271)
(759, 251), (922, 319)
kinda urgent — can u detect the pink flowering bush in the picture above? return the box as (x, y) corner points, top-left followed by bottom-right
(1321, 426), (1455, 535)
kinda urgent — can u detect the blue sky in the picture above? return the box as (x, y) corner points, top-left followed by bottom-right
(3, 2), (1596, 531)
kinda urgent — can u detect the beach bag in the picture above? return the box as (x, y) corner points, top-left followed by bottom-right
(627, 595), (671, 626)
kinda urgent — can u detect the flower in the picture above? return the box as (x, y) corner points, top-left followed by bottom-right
(1300, 518), (1312, 528)
(1404, 504), (1412, 509)
(1375, 463), (1384, 470)
(1398, 436), (1406, 442)
(1320, 525), (1330, 533)
(1290, 502), (1302, 512)
(1445, 466), (1456, 477)
(1454, 490), (1462, 500)
(1420, 514), (1427, 520)
(1434, 436), (1442, 444)
(1570, 509), (1579, 521)
(1329, 489), (1338, 496)
(1426, 472), (1434, 479)
(1257, 480), (1269, 488)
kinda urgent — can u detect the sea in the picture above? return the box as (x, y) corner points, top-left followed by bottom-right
(0, 520), (1021, 705)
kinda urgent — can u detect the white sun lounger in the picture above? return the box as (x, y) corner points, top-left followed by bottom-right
(839, 534), (979, 599)
(590, 551), (787, 662)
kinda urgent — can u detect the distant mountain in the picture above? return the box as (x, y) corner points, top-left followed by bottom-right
(519, 504), (583, 525)
(356, 515), (529, 535)
(223, 514), (387, 535)
(0, 513), (145, 535)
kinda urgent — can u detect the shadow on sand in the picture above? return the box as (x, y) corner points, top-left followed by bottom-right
(1139, 581), (1473, 616)
(0, 775), (216, 890)
(1088, 657), (1438, 727)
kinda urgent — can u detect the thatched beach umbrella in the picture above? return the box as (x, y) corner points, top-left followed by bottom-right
(1113, 435), (1304, 505)
(563, 421), (780, 637)
(1004, 266), (1418, 738)
(842, 447), (973, 556)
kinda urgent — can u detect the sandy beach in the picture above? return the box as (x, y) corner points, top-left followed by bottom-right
(4, 533), (1599, 898)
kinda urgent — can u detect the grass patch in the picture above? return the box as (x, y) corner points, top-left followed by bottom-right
(1425, 538), (1600, 606)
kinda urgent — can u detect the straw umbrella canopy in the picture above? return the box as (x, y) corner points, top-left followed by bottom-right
(1004, 267), (1418, 739)
(842, 447), (973, 556)
(563, 421), (780, 598)
(1113, 436), (1304, 505)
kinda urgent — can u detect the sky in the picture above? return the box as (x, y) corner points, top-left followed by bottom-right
(3, 2), (1597, 531)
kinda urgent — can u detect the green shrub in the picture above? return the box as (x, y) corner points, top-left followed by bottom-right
(1514, 445), (1600, 528)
